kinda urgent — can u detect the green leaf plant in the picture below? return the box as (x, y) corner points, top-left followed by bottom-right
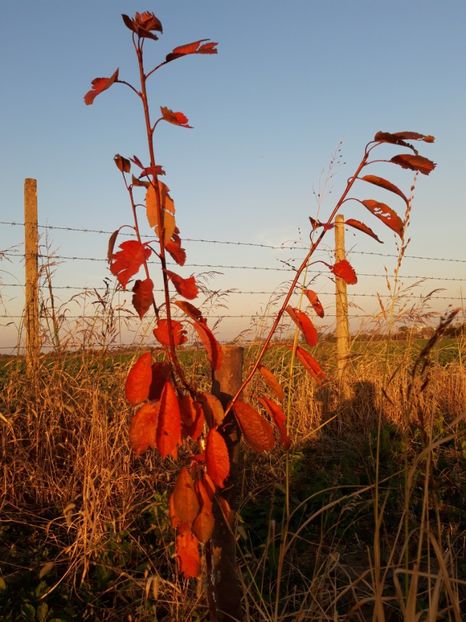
(84, 10), (436, 621)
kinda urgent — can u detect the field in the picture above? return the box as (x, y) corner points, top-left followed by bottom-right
(0, 332), (465, 621)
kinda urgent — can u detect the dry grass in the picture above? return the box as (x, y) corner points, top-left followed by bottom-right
(0, 331), (465, 620)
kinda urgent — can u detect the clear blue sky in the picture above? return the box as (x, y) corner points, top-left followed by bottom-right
(1, 1), (465, 348)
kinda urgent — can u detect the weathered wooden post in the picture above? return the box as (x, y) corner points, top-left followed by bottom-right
(334, 215), (350, 381)
(211, 344), (244, 622)
(24, 178), (40, 373)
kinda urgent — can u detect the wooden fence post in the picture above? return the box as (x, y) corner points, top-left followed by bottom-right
(334, 215), (349, 381)
(24, 178), (40, 373)
(211, 345), (244, 622)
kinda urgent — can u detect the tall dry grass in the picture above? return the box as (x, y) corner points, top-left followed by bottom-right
(1, 325), (465, 620)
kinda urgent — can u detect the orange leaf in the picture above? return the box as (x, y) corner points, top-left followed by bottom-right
(160, 106), (192, 128)
(199, 392), (225, 428)
(113, 154), (131, 173)
(129, 402), (159, 456)
(362, 200), (404, 238)
(153, 319), (187, 347)
(176, 526), (201, 578)
(149, 361), (172, 401)
(125, 352), (152, 405)
(286, 307), (318, 347)
(331, 260), (357, 285)
(179, 394), (205, 440)
(157, 381), (182, 459)
(360, 174), (409, 206)
(146, 181), (176, 245)
(233, 401), (275, 452)
(110, 240), (151, 289)
(121, 12), (162, 40)
(175, 300), (205, 323)
(304, 289), (324, 318)
(166, 39), (218, 63)
(192, 478), (215, 543)
(217, 495), (235, 528)
(192, 320), (223, 371)
(206, 428), (230, 488)
(259, 396), (291, 449)
(390, 154), (436, 175)
(170, 467), (200, 528)
(258, 365), (284, 401)
(166, 270), (198, 300)
(84, 68), (119, 105)
(294, 346), (326, 381)
(345, 218), (382, 244)
(132, 278), (154, 319)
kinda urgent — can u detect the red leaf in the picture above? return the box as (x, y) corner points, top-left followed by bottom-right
(345, 218), (383, 244)
(157, 381), (182, 459)
(125, 352), (152, 405)
(294, 346), (326, 381)
(129, 402), (159, 456)
(122, 12), (163, 40)
(192, 320), (223, 371)
(107, 229), (120, 263)
(166, 39), (218, 63)
(166, 230), (186, 266)
(149, 361), (172, 401)
(390, 154), (436, 175)
(132, 278), (154, 319)
(199, 393), (225, 428)
(130, 156), (165, 178)
(84, 68), (119, 105)
(360, 174), (409, 206)
(206, 428), (230, 488)
(233, 401), (275, 452)
(138, 165), (166, 178)
(175, 300), (205, 323)
(362, 200), (404, 238)
(176, 526), (201, 578)
(160, 106), (192, 128)
(192, 478), (215, 543)
(153, 319), (187, 347)
(170, 466), (200, 528)
(304, 289), (324, 318)
(166, 270), (198, 300)
(259, 396), (291, 449)
(110, 240), (151, 289)
(331, 260), (357, 285)
(309, 217), (334, 231)
(113, 154), (131, 173)
(286, 307), (318, 347)
(258, 365), (284, 401)
(374, 131), (435, 145)
(179, 394), (205, 440)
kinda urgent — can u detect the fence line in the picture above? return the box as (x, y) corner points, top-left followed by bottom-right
(1, 205), (464, 357)
(1, 220), (466, 263)
(1, 282), (463, 300)
(2, 250), (466, 282)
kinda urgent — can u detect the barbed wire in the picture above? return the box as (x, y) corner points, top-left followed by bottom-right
(1, 220), (466, 263)
(1, 281), (464, 301)
(2, 250), (466, 282)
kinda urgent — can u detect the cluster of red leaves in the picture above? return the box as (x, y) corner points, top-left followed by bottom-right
(125, 348), (294, 576)
(122, 12), (163, 40)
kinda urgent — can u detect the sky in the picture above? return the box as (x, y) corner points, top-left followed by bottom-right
(1, 0), (465, 350)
